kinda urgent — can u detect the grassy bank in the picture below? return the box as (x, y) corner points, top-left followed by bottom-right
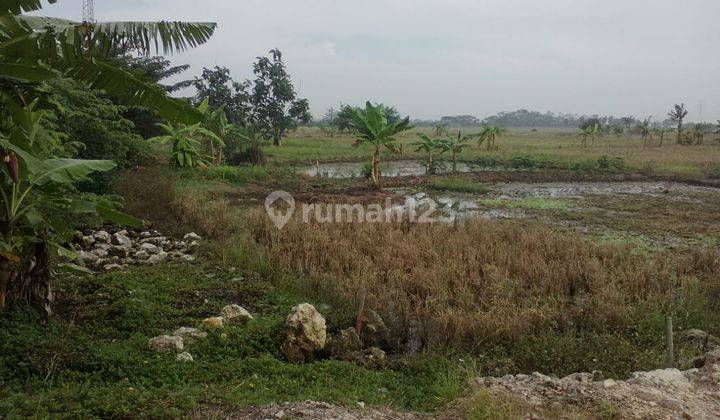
(0, 262), (471, 417)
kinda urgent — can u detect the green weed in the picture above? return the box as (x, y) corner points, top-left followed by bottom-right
(479, 197), (571, 210)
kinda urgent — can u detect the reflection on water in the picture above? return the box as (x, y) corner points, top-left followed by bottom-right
(304, 160), (482, 178)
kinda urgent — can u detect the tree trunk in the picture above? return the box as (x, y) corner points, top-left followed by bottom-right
(665, 315), (674, 368)
(0, 260), (7, 312)
(371, 150), (381, 189)
(677, 122), (682, 144)
(7, 244), (54, 316)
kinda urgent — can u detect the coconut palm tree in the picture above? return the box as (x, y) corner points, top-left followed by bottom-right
(348, 102), (411, 188)
(478, 125), (507, 151)
(0, 0), (216, 312)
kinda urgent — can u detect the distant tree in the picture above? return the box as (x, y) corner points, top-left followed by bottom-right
(668, 104), (688, 144)
(412, 133), (446, 173)
(121, 55), (194, 93)
(444, 131), (472, 170)
(650, 127), (668, 147)
(638, 117), (652, 146)
(478, 126), (507, 151)
(434, 122), (449, 136)
(689, 123), (713, 145)
(330, 104), (359, 132)
(113, 56), (195, 139)
(193, 66), (252, 126)
(248, 50), (311, 146)
(348, 102), (411, 188)
(441, 115), (480, 127)
(620, 116), (636, 130)
(579, 121), (601, 147)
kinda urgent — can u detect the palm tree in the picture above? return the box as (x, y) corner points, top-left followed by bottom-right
(668, 104), (688, 144)
(0, 0), (216, 312)
(348, 102), (411, 188)
(412, 133), (446, 173)
(478, 126), (507, 151)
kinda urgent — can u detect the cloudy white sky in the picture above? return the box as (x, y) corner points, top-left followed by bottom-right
(34, 0), (720, 121)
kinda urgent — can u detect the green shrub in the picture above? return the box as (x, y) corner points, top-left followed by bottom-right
(474, 156), (503, 168)
(428, 179), (491, 194)
(569, 160), (598, 172)
(198, 165), (270, 184)
(597, 155), (625, 171)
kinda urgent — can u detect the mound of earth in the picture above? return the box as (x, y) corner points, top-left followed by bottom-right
(472, 348), (720, 419)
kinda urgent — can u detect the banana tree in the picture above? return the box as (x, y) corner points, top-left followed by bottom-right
(348, 102), (410, 188)
(412, 133), (446, 174)
(444, 131), (471, 171)
(478, 125), (507, 151)
(638, 118), (651, 146)
(579, 122), (601, 147)
(198, 100), (240, 165)
(0, 104), (141, 311)
(0, 0), (216, 312)
(149, 123), (222, 168)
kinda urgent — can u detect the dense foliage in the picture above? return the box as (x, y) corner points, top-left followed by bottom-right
(0, 0), (216, 311)
(42, 78), (151, 191)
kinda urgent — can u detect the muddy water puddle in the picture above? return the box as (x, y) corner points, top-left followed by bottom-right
(394, 181), (720, 222)
(303, 160), (494, 178)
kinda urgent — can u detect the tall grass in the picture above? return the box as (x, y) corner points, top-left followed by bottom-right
(248, 211), (720, 351)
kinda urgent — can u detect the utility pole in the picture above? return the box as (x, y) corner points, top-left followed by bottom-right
(82, 0), (95, 24)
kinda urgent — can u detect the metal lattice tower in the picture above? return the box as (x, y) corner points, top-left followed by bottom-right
(82, 0), (95, 23)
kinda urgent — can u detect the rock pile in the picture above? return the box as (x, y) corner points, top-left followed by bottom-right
(74, 229), (201, 271)
(472, 329), (720, 418)
(148, 301), (390, 368)
(147, 303), (253, 362)
(281, 304), (389, 367)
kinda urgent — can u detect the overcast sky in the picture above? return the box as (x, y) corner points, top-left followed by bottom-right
(34, 0), (720, 121)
